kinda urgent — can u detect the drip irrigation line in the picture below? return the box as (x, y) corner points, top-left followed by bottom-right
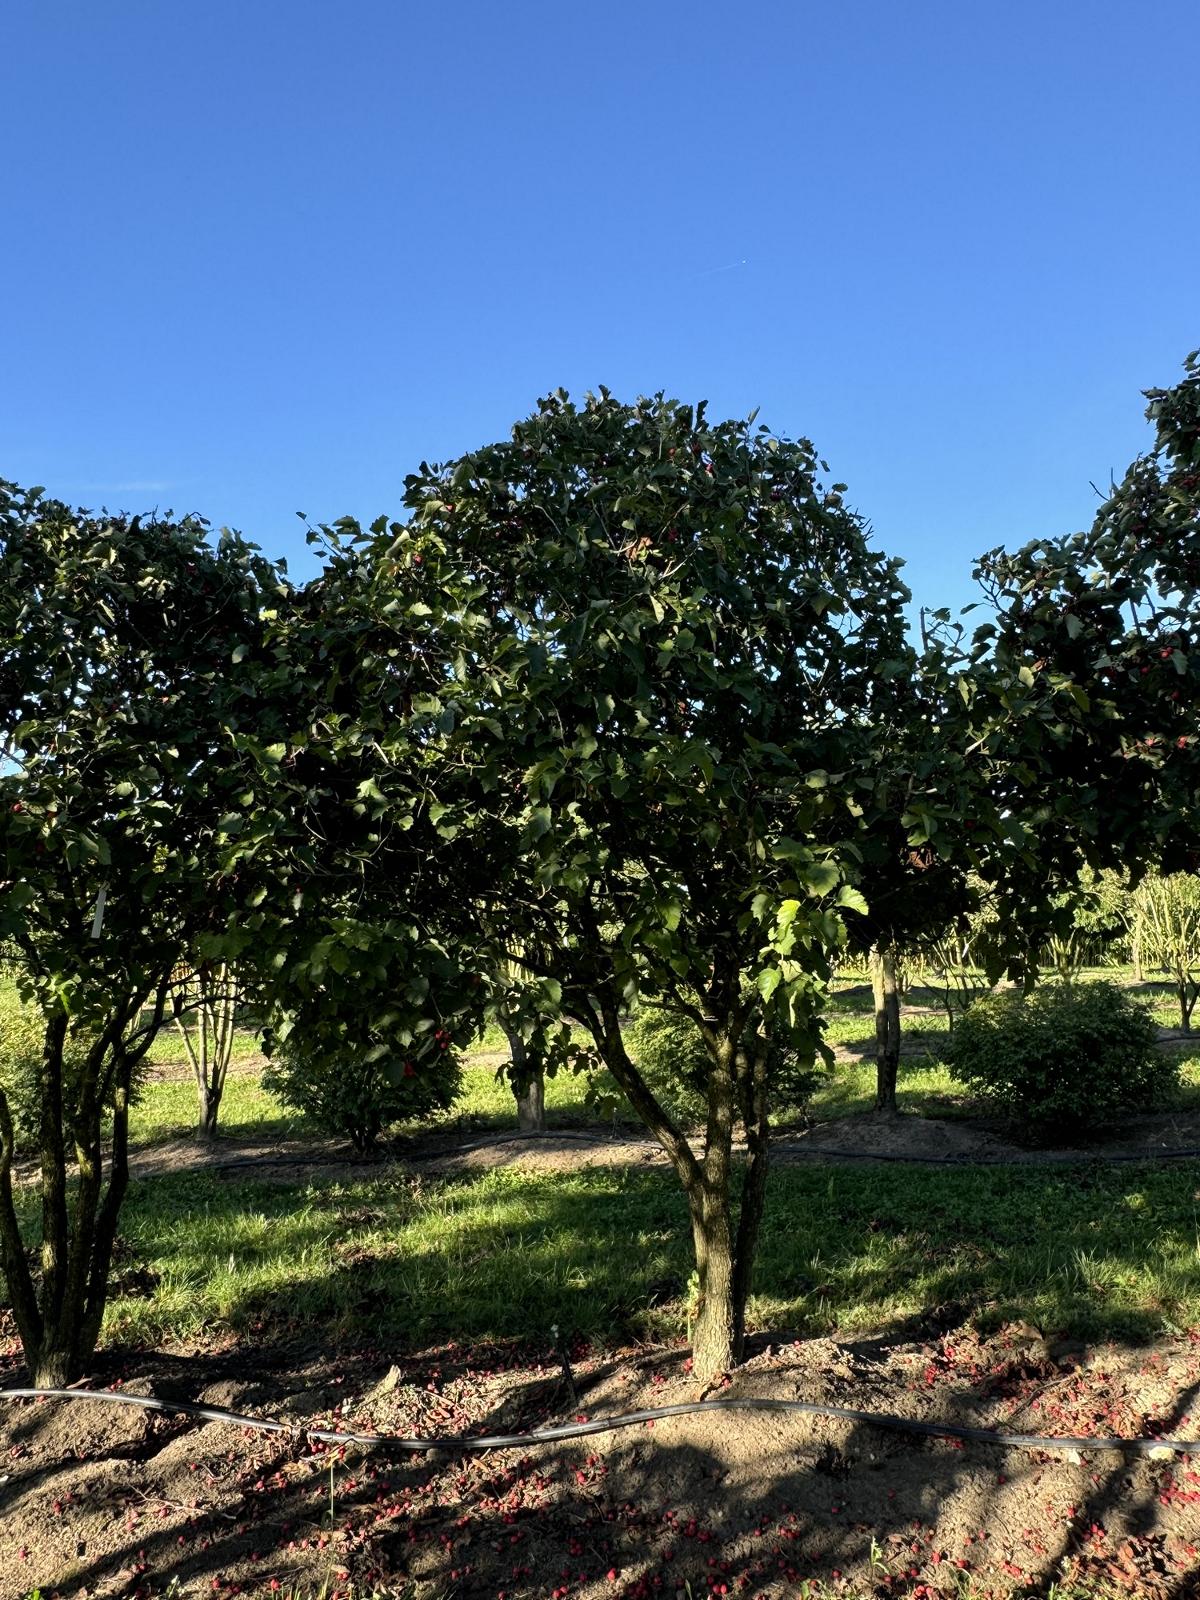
(2, 1385), (1196, 1457)
(770, 1142), (1200, 1167)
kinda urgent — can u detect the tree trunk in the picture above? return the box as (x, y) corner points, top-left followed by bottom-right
(871, 945), (901, 1116)
(579, 989), (760, 1380)
(176, 969), (236, 1141)
(81, 1069), (132, 1362)
(731, 1038), (771, 1356)
(516, 1071), (545, 1133)
(689, 1181), (738, 1376)
(502, 1024), (547, 1133)
(1178, 978), (1196, 1033)
(688, 1025), (740, 1376)
(196, 1086), (222, 1140)
(0, 1083), (43, 1361)
(4, 985), (166, 1387)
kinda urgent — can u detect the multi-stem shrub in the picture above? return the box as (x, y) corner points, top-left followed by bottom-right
(947, 979), (1172, 1133)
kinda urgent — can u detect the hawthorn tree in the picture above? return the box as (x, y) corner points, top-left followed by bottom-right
(325, 389), (918, 1376)
(0, 486), (289, 1385)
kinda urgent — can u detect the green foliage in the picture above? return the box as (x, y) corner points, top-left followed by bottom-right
(628, 1005), (824, 1127)
(972, 352), (1200, 890)
(626, 1008), (709, 1125)
(0, 987), (98, 1148)
(0, 483), (294, 1380)
(947, 981), (1172, 1132)
(0, 986), (42, 1139)
(346, 386), (916, 1059)
(263, 1029), (463, 1151)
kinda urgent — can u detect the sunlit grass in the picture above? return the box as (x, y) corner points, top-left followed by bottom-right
(129, 1073), (298, 1143)
(143, 1026), (264, 1067)
(88, 1156), (1200, 1354)
(123, 975), (1200, 1143)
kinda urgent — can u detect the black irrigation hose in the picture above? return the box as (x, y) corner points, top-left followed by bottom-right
(2, 1386), (1197, 1457)
(771, 1143), (1200, 1167)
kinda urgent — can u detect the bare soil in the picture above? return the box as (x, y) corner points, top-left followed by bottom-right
(2, 1321), (1199, 1599)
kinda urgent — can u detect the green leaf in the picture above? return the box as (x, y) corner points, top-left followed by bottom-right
(775, 898), (802, 931)
(835, 884), (868, 915)
(525, 805), (552, 840)
(799, 861), (839, 896)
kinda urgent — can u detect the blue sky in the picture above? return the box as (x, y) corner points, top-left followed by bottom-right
(2, 0), (1196, 610)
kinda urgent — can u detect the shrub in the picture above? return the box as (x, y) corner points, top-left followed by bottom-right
(628, 1006), (825, 1130)
(262, 1031), (463, 1151)
(947, 980), (1171, 1133)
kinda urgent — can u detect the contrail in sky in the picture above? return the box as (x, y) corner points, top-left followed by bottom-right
(696, 258), (748, 277)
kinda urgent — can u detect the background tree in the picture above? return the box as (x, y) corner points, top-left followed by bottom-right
(966, 353), (1200, 908)
(169, 961), (242, 1140)
(1134, 872), (1200, 1031)
(0, 485), (288, 1385)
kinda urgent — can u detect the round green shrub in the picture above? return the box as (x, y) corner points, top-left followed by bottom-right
(262, 1032), (463, 1151)
(628, 1006), (825, 1129)
(946, 980), (1171, 1133)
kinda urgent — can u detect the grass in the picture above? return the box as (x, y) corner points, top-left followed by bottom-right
(128, 1071), (300, 1143)
(72, 1151), (1200, 1355)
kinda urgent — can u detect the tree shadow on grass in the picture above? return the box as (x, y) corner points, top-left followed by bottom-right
(83, 1157), (1200, 1360)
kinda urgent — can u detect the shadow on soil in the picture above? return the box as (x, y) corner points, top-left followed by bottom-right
(3, 1340), (1199, 1598)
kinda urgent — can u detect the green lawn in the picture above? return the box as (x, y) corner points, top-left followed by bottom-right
(83, 1156), (1200, 1354)
(129, 1072), (300, 1144)
(9, 968), (1200, 1427)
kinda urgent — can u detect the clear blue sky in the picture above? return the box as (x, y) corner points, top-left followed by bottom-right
(3, 0), (1196, 609)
